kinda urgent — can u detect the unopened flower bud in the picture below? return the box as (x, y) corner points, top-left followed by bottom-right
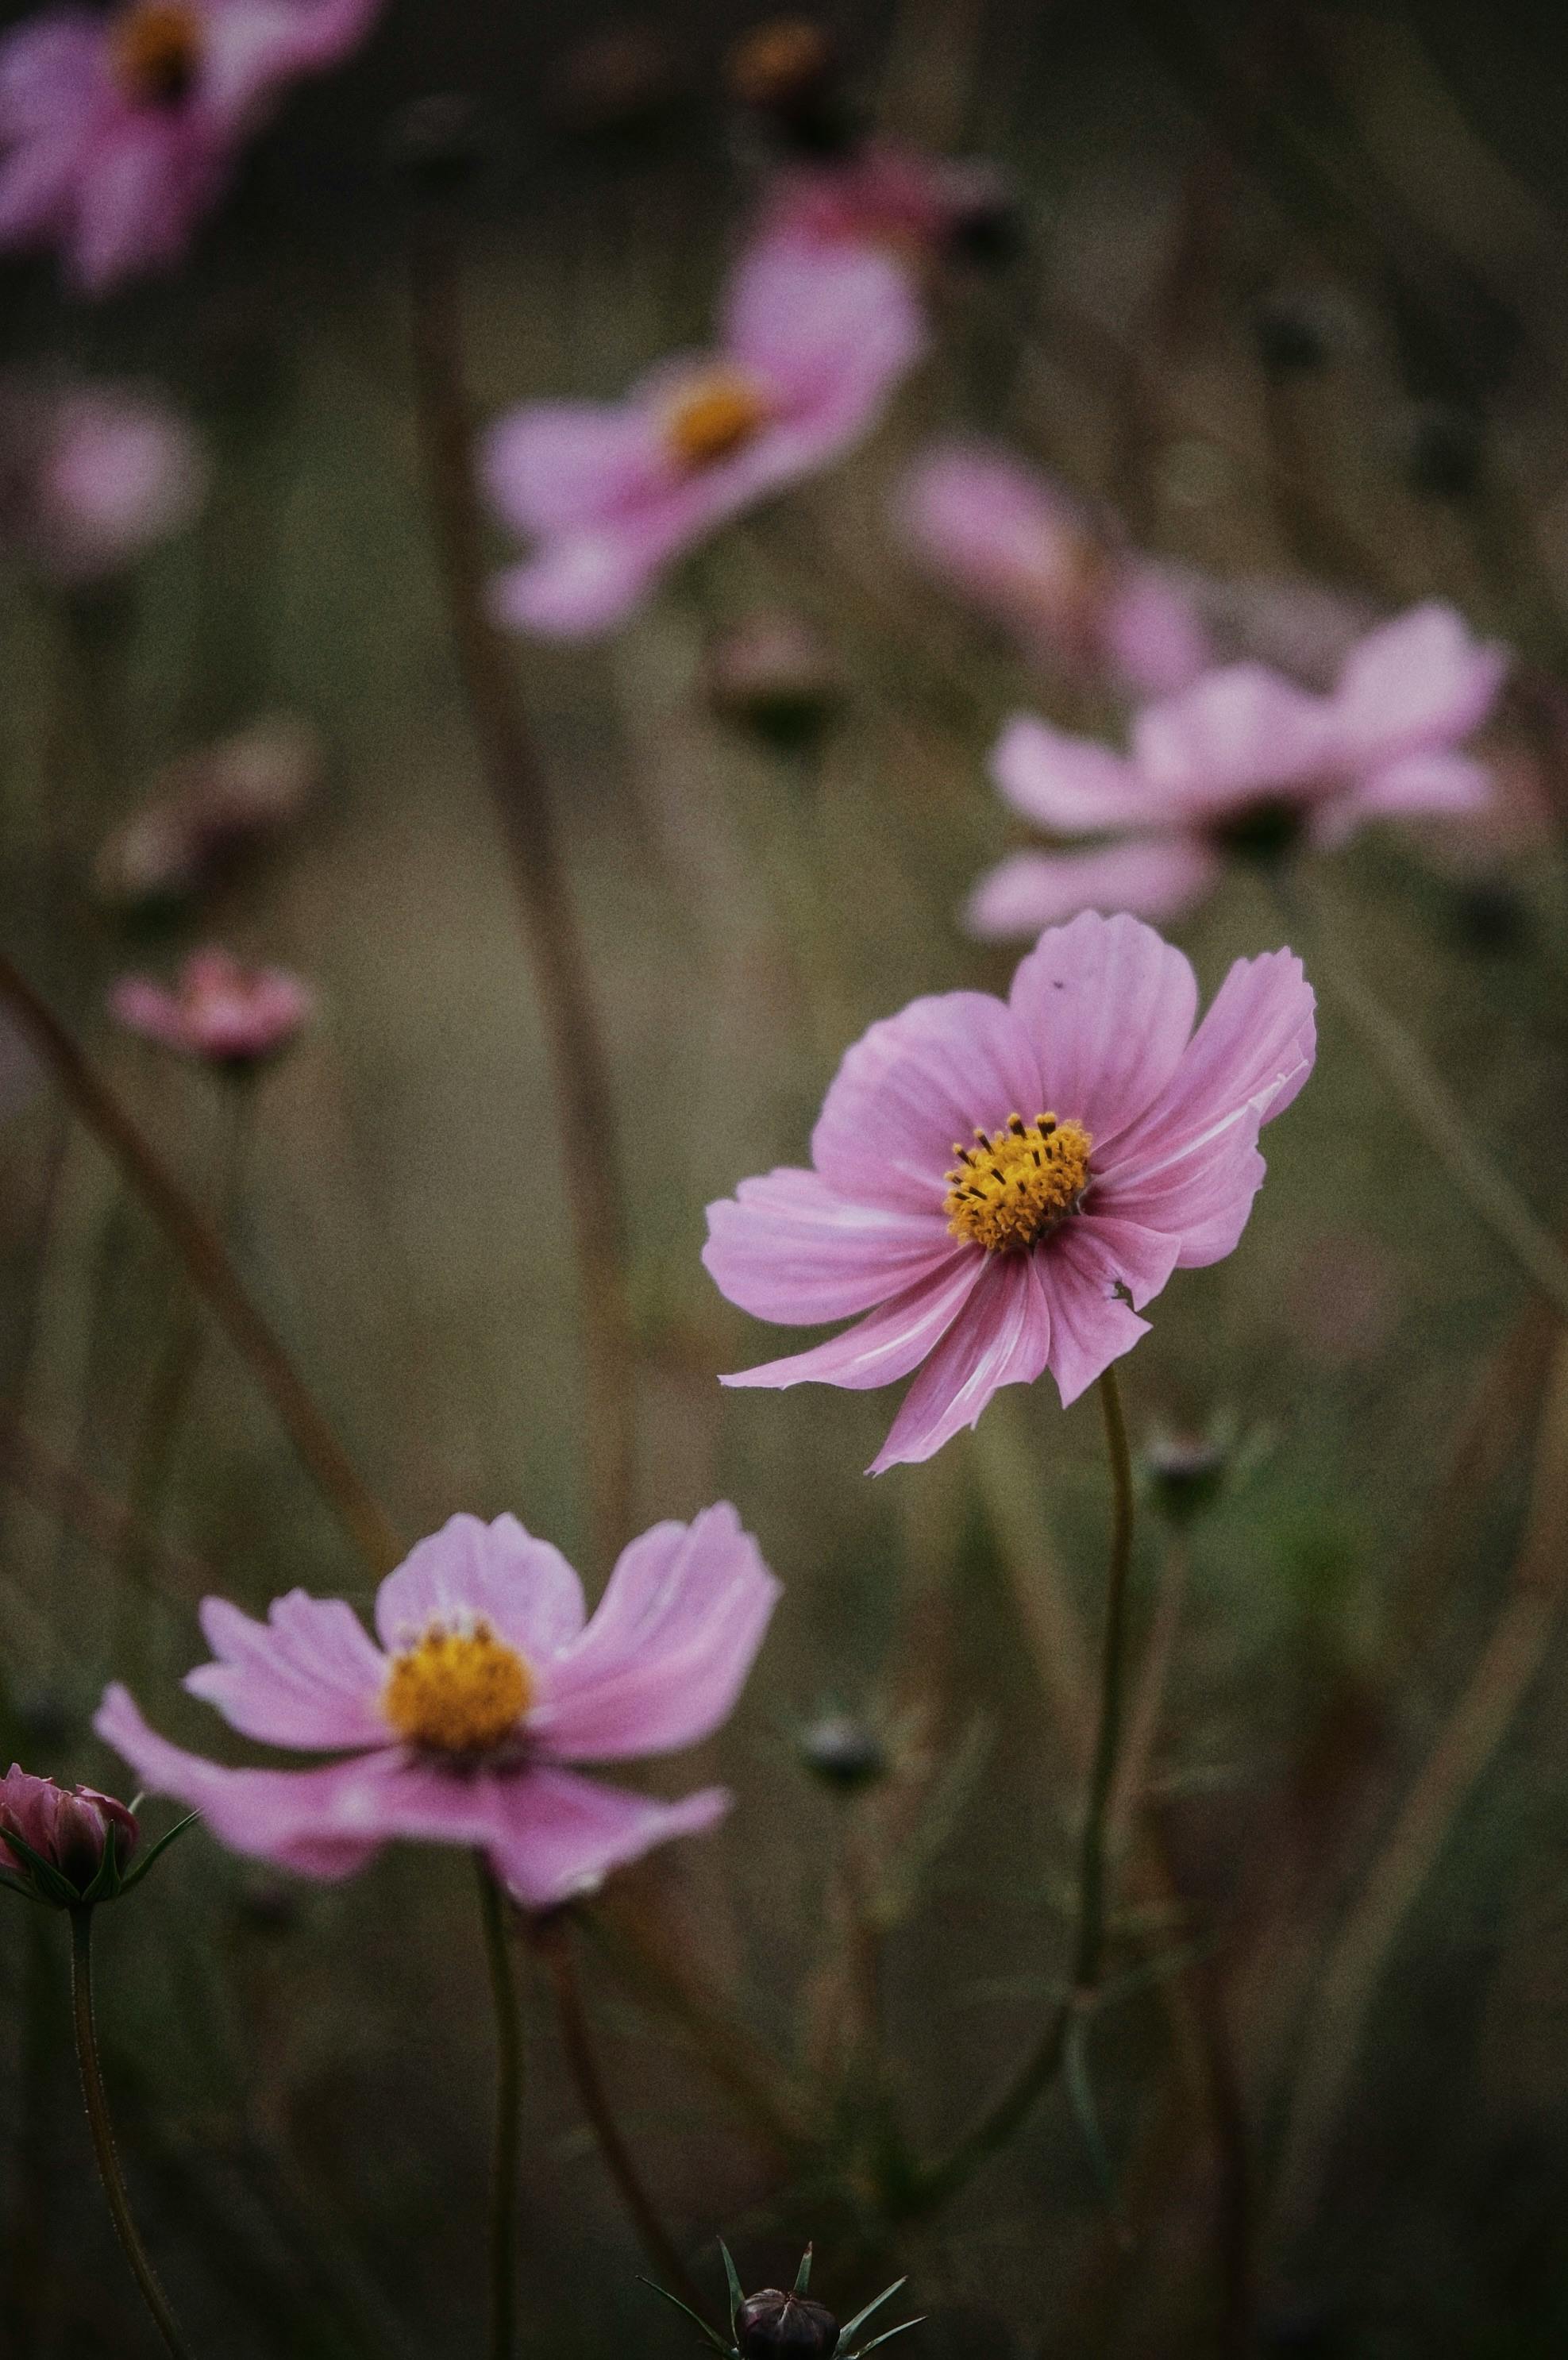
(1143, 1429), (1228, 1525)
(0, 1766), (141, 1906)
(94, 715), (322, 912)
(798, 1714), (888, 1791)
(736, 2289), (841, 2358)
(110, 947), (314, 1069)
(703, 614), (842, 750)
(945, 179), (1024, 267)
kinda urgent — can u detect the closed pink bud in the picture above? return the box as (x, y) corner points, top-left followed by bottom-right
(0, 1765), (141, 1901)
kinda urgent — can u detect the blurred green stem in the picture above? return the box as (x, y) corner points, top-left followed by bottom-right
(0, 954), (403, 1579)
(903, 1363), (1137, 2212)
(476, 1861), (523, 2360)
(407, 207), (638, 1576)
(69, 1907), (196, 2360)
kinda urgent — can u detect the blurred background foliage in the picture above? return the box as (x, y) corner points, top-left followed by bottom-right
(5, 0), (1568, 2353)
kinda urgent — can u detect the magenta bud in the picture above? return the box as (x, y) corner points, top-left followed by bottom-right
(0, 1766), (141, 1905)
(736, 2290), (841, 2358)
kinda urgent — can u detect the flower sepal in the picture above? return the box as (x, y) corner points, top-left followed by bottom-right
(0, 1767), (195, 1911)
(646, 2241), (919, 2358)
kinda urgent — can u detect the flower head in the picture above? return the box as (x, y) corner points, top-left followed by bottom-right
(761, 138), (1015, 266)
(0, 376), (206, 582)
(109, 947), (313, 1066)
(969, 603), (1508, 939)
(0, 1766), (142, 1905)
(94, 1504), (780, 1907)
(482, 236), (924, 639)
(93, 715), (322, 910)
(0, 0), (380, 294)
(704, 912), (1314, 1472)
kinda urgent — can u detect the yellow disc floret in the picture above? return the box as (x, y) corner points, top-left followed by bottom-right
(383, 1621), (533, 1756)
(664, 370), (772, 469)
(112, 0), (202, 104)
(944, 1113), (1092, 1252)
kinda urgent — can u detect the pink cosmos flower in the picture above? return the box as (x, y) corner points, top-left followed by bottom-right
(0, 0), (379, 295)
(760, 139), (1013, 265)
(0, 1764), (141, 1893)
(0, 376), (206, 581)
(95, 1504), (780, 1905)
(109, 947), (313, 1065)
(481, 235), (925, 639)
(899, 442), (1212, 700)
(704, 912), (1315, 1473)
(969, 603), (1509, 939)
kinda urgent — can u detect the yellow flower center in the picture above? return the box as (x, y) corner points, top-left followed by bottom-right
(382, 1621), (533, 1756)
(944, 1113), (1093, 1252)
(111, 0), (202, 104)
(664, 371), (772, 470)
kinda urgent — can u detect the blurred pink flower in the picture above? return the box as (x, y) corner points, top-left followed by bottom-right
(761, 139), (1012, 265)
(704, 911), (1314, 1472)
(0, 0), (379, 294)
(899, 442), (1212, 700)
(109, 947), (313, 1065)
(969, 603), (1509, 938)
(0, 376), (206, 580)
(95, 1505), (780, 1904)
(0, 1764), (140, 1891)
(482, 236), (925, 639)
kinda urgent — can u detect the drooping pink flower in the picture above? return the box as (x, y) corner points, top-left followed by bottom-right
(0, 1764), (141, 1899)
(898, 442), (1212, 700)
(0, 0), (379, 295)
(704, 912), (1314, 1473)
(969, 603), (1509, 939)
(482, 236), (925, 639)
(760, 139), (1015, 268)
(0, 376), (206, 581)
(109, 947), (313, 1066)
(97, 1505), (780, 1905)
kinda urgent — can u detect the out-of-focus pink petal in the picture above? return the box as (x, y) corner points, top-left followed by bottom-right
(479, 402), (665, 538)
(1111, 948), (1316, 1175)
(724, 235), (926, 418)
(1331, 748), (1494, 832)
(107, 975), (185, 1048)
(488, 536), (663, 639)
(32, 385), (206, 581)
(1103, 564), (1214, 699)
(702, 1167), (954, 1324)
(898, 442), (1087, 620)
(1041, 1224), (1153, 1406)
(0, 121), (82, 241)
(374, 1514), (586, 1661)
(530, 1503), (780, 1759)
(184, 1591), (387, 1749)
(990, 715), (1153, 834)
(721, 1251), (981, 1391)
(70, 116), (206, 293)
(811, 991), (1043, 1213)
(1009, 910), (1198, 1151)
(1131, 664), (1333, 808)
(489, 1768), (729, 1911)
(0, 11), (102, 134)
(198, 0), (380, 126)
(869, 1252), (1050, 1473)
(1330, 601), (1508, 769)
(965, 838), (1219, 939)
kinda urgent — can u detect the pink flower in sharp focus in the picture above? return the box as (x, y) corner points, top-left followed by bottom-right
(760, 141), (1013, 266)
(899, 442), (1212, 700)
(95, 1505), (780, 1905)
(0, 376), (206, 581)
(0, 0), (379, 295)
(110, 947), (313, 1065)
(969, 603), (1509, 939)
(481, 236), (926, 639)
(704, 911), (1315, 1473)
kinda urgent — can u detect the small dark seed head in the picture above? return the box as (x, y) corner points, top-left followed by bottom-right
(797, 1714), (890, 1791)
(736, 2289), (841, 2358)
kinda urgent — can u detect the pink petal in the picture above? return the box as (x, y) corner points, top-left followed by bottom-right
(196, 0), (379, 125)
(723, 234), (927, 422)
(108, 975), (184, 1047)
(0, 122), (84, 244)
(1110, 947), (1316, 1174)
(1069, 1211), (1182, 1309)
(1330, 601), (1508, 769)
(1131, 664), (1333, 808)
(529, 1502), (780, 1759)
(990, 715), (1152, 834)
(1327, 747), (1494, 838)
(1093, 1105), (1268, 1270)
(811, 990), (1043, 1213)
(488, 536), (662, 639)
(869, 1251), (1050, 1473)
(479, 402), (665, 538)
(69, 116), (207, 292)
(1102, 563), (1214, 699)
(897, 442), (1088, 623)
(702, 1166), (954, 1324)
(1008, 910), (1199, 1150)
(374, 1514), (586, 1660)
(0, 11), (102, 134)
(1041, 1224), (1153, 1406)
(184, 1591), (387, 1749)
(965, 839), (1219, 939)
(488, 1767), (729, 1911)
(721, 1250), (982, 1392)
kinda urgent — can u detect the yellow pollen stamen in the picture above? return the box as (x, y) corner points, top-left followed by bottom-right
(383, 1620), (532, 1756)
(111, 0), (202, 104)
(664, 371), (772, 469)
(943, 1111), (1092, 1252)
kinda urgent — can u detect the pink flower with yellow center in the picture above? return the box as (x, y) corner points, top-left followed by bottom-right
(96, 1505), (780, 1906)
(969, 604), (1509, 939)
(481, 235), (925, 640)
(109, 947), (313, 1066)
(0, 0), (379, 294)
(703, 912), (1315, 1473)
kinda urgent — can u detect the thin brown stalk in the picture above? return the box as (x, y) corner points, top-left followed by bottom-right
(406, 209), (637, 1576)
(1111, 1532), (1192, 1840)
(0, 954), (402, 1579)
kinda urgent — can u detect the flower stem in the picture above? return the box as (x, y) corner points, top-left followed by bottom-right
(0, 953), (403, 1579)
(476, 1859), (524, 2360)
(906, 1362), (1138, 2212)
(69, 1907), (196, 2360)
(406, 207), (638, 1577)
(534, 1913), (709, 2319)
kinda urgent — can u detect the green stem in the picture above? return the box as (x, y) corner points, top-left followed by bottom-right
(69, 1907), (196, 2360)
(904, 1363), (1137, 2212)
(476, 1860), (523, 2360)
